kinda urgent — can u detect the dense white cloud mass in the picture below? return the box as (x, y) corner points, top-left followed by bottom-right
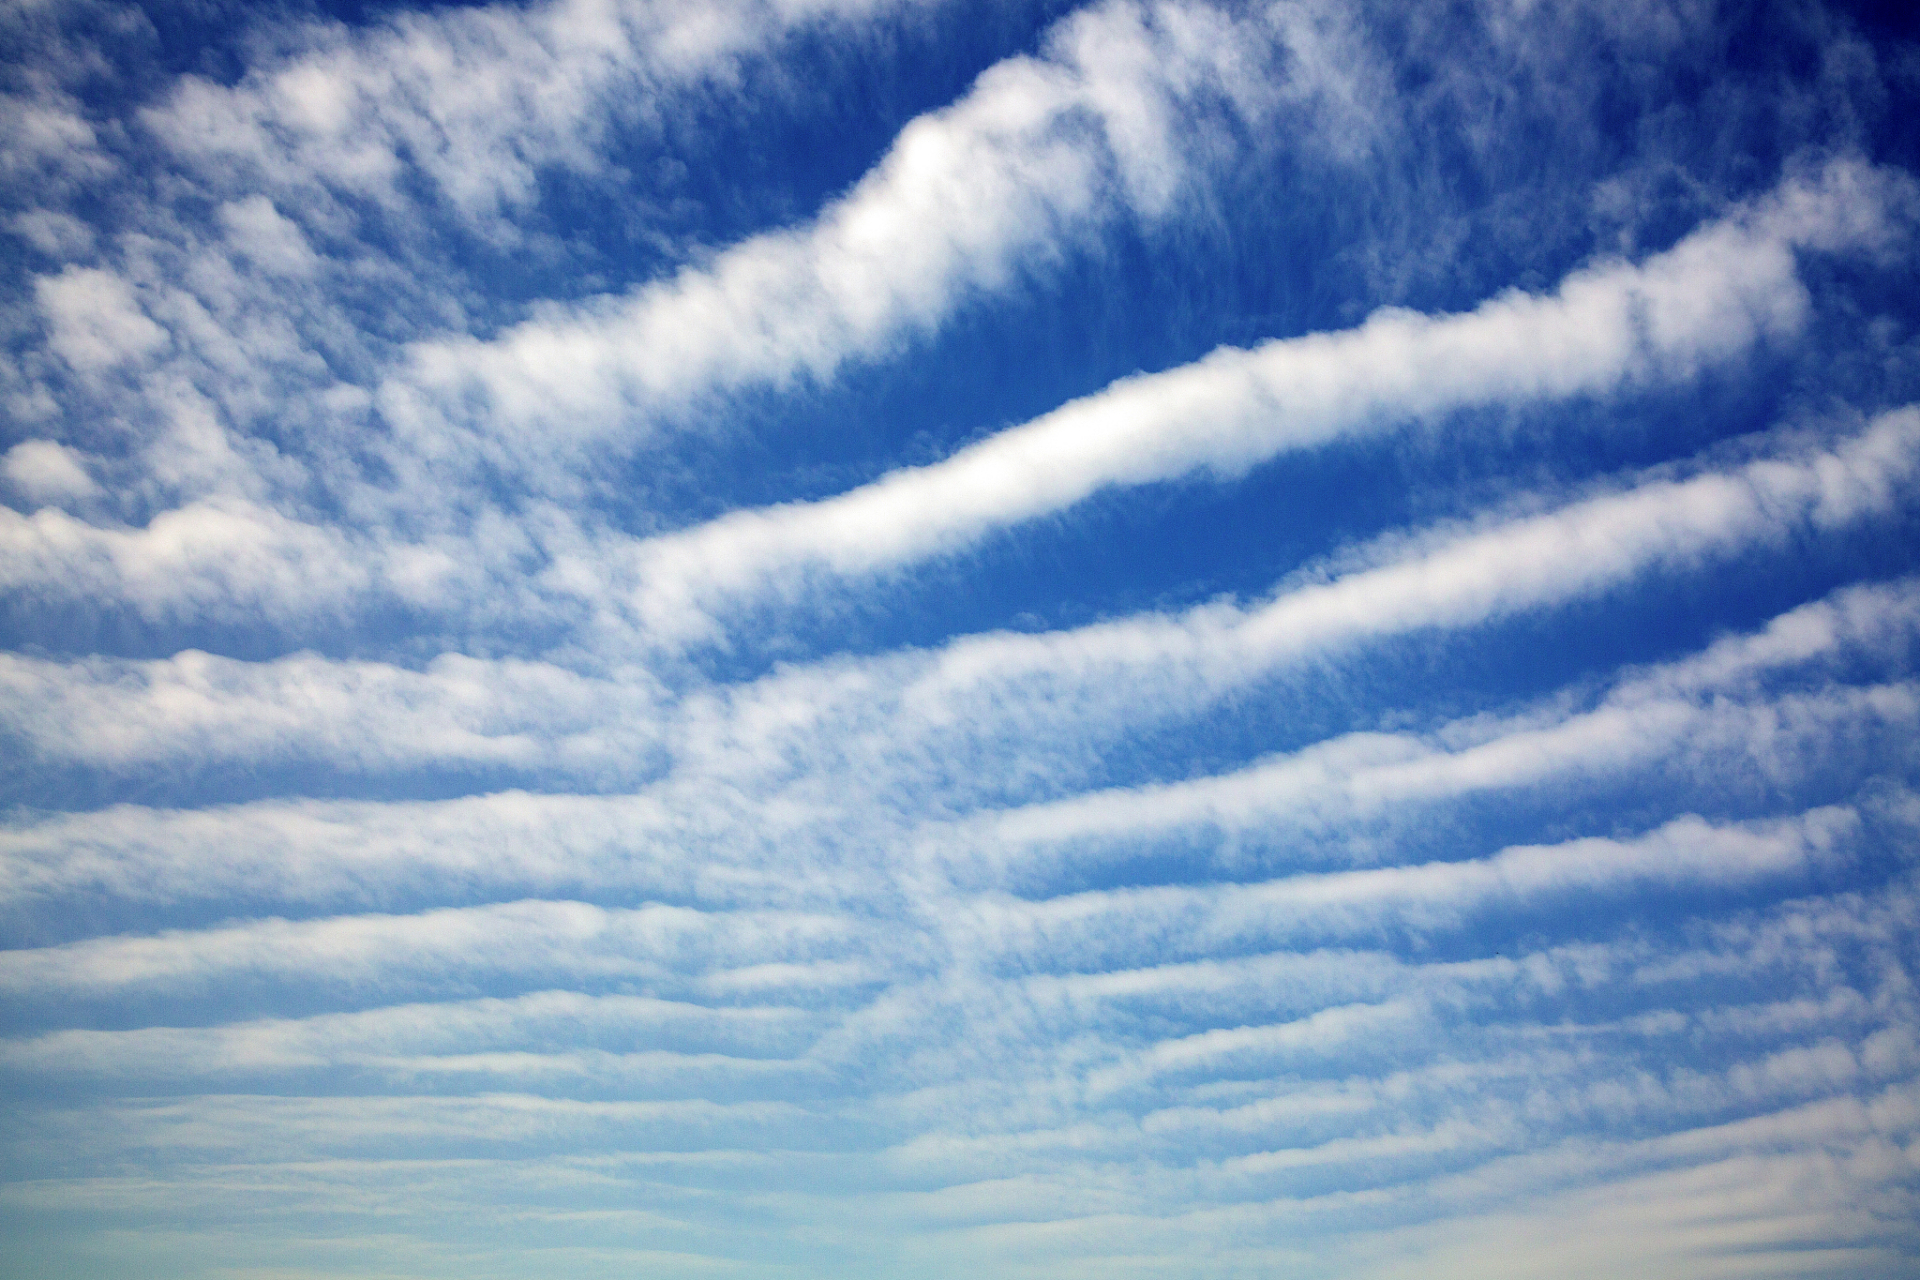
(3, 1), (1920, 1277)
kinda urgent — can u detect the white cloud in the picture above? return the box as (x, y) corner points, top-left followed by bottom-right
(11, 1090), (817, 1162)
(0, 791), (745, 910)
(8, 65), (1893, 653)
(3, 413), (1912, 813)
(0, 499), (375, 625)
(957, 580), (1920, 878)
(1348, 1105), (1920, 1280)
(144, 0), (942, 229)
(9, 580), (1911, 916)
(0, 898), (872, 999)
(215, 196), (321, 278)
(0, 89), (113, 187)
(34, 266), (170, 372)
(945, 808), (1863, 977)
(0, 988), (816, 1078)
(1609, 577), (1920, 703)
(0, 646), (667, 777)
(1, 439), (98, 503)
(8, 208), (95, 258)
(888, 407), (1920, 729)
(620, 161), (1905, 642)
(4, 1), (1918, 1273)
(375, 0), (1372, 482)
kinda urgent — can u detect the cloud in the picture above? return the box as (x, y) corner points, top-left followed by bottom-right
(0, 499), (372, 625)
(34, 266), (171, 372)
(4, 1), (1919, 1275)
(0, 988), (817, 1079)
(2, 410), (1912, 849)
(0, 646), (667, 777)
(614, 161), (1908, 642)
(1, 439), (97, 503)
(0, 1), (1368, 642)
(0, 87), (113, 189)
(215, 196), (321, 279)
(945, 807), (1864, 977)
(8, 20), (1900, 661)
(7, 578), (1914, 914)
(8, 208), (95, 258)
(143, 0), (941, 231)
(959, 579), (1920, 881)
(872, 406), (1920, 752)
(374, 0), (1372, 482)
(0, 898), (874, 1000)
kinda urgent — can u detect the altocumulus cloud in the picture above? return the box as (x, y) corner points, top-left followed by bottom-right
(3, 1), (1920, 1278)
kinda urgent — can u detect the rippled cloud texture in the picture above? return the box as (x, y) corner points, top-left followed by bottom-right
(4, 0), (1920, 1276)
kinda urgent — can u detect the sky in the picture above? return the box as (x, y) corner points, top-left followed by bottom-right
(2, 0), (1920, 1276)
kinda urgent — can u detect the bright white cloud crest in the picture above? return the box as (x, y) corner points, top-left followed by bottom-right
(2, 0), (1919, 1277)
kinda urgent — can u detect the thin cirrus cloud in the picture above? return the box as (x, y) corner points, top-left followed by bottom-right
(4, 0), (1920, 1277)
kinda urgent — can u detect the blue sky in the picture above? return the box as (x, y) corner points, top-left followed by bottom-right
(3, 0), (1920, 1276)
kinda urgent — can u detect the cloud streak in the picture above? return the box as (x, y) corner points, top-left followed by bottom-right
(624, 161), (1906, 640)
(377, 0), (1370, 470)
(5, 1), (1919, 1276)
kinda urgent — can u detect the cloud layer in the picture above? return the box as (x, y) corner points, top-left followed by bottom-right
(3, 1), (1919, 1278)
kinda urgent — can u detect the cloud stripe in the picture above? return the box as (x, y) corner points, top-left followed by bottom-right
(5, 410), (1912, 789)
(0, 899), (877, 999)
(0, 989), (817, 1077)
(378, 0), (1360, 464)
(7, 2), (1919, 1274)
(625, 162), (1904, 639)
(7, 580), (1912, 913)
(946, 806), (1864, 975)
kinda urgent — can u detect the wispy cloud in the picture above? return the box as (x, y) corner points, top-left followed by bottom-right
(378, 0), (1370, 465)
(8, 577), (1915, 913)
(4, 0), (1918, 1275)
(0, 898), (875, 1000)
(146, 0), (948, 233)
(624, 162), (1908, 641)
(5, 408), (1913, 789)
